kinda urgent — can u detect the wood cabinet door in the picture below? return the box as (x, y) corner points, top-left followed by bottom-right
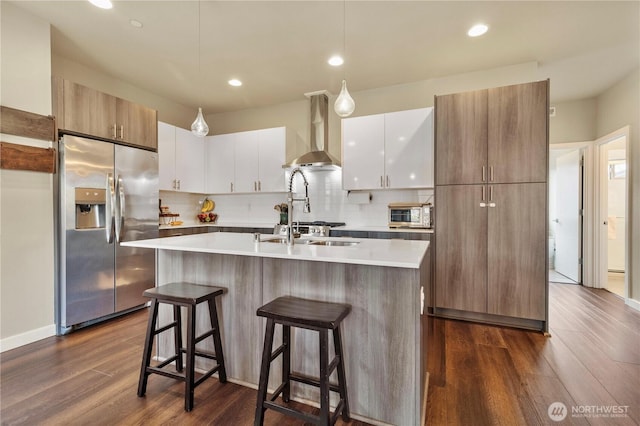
(62, 80), (117, 139)
(174, 127), (205, 193)
(342, 114), (385, 190)
(233, 130), (260, 193)
(435, 90), (487, 185)
(384, 108), (433, 189)
(487, 183), (546, 320)
(488, 81), (548, 183)
(117, 99), (157, 150)
(435, 184), (487, 313)
(206, 133), (236, 194)
(257, 127), (286, 192)
(157, 121), (176, 191)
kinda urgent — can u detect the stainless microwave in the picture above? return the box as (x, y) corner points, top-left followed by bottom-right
(388, 202), (432, 229)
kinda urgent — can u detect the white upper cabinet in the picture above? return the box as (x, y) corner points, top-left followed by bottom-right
(206, 127), (287, 194)
(342, 107), (434, 190)
(342, 114), (385, 190)
(158, 121), (205, 193)
(174, 127), (205, 193)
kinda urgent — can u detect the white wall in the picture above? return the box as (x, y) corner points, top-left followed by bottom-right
(596, 68), (639, 304)
(0, 2), (55, 350)
(549, 98), (597, 144)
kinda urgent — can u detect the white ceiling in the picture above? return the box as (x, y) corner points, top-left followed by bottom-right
(10, 1), (640, 113)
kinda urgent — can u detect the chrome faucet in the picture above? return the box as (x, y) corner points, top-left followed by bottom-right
(286, 167), (311, 246)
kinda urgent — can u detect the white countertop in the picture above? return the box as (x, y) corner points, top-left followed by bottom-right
(159, 222), (433, 234)
(123, 232), (429, 269)
(333, 225), (434, 234)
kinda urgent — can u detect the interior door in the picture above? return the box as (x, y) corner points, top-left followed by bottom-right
(554, 149), (581, 282)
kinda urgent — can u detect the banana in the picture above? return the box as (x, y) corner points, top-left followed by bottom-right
(201, 199), (215, 212)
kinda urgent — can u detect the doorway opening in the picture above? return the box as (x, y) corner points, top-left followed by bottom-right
(597, 133), (628, 298)
(549, 144), (584, 285)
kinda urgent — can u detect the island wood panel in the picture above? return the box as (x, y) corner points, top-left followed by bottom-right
(435, 89), (488, 185)
(262, 258), (425, 426)
(435, 184), (488, 313)
(487, 80), (548, 184)
(156, 250), (264, 384)
(487, 183), (547, 320)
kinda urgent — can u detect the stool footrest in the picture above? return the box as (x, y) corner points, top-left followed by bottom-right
(179, 347), (219, 362)
(270, 343), (287, 362)
(263, 400), (319, 424)
(194, 328), (217, 345)
(154, 320), (178, 336)
(156, 355), (180, 370)
(269, 382), (287, 402)
(331, 400), (346, 425)
(194, 365), (221, 387)
(146, 366), (185, 382)
(289, 372), (341, 394)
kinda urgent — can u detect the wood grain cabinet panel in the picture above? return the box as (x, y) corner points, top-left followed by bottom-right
(435, 90), (487, 185)
(54, 78), (158, 150)
(435, 185), (487, 313)
(488, 81), (548, 183)
(487, 183), (547, 320)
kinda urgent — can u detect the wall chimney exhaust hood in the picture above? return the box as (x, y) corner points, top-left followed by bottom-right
(283, 91), (340, 169)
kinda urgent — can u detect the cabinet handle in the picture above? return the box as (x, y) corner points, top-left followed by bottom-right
(230, 182), (234, 192)
(177, 180), (181, 190)
(172, 179), (176, 190)
(482, 166), (486, 182)
(254, 181), (257, 192)
(119, 125), (124, 140)
(482, 185), (486, 201)
(490, 166), (494, 182)
(480, 186), (486, 208)
(112, 124), (118, 139)
(258, 181), (261, 191)
(380, 176), (384, 188)
(489, 186), (493, 201)
(386, 175), (390, 187)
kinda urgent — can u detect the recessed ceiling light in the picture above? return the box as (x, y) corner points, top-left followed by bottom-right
(328, 55), (344, 67)
(88, 0), (113, 10)
(228, 79), (242, 87)
(130, 19), (143, 29)
(468, 24), (489, 37)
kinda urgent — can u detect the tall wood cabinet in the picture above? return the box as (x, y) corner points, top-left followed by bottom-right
(53, 78), (157, 150)
(434, 80), (548, 328)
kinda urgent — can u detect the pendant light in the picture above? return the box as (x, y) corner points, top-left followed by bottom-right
(191, 0), (209, 137)
(334, 0), (355, 117)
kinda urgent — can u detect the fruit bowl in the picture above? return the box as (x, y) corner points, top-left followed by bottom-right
(197, 212), (218, 223)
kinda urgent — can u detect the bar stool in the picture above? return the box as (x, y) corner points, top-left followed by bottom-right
(137, 282), (227, 412)
(254, 296), (351, 426)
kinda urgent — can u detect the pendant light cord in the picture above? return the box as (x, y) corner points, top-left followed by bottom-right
(198, 0), (201, 104)
(343, 0), (346, 80)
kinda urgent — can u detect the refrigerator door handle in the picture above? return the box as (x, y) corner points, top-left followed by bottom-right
(115, 175), (125, 243)
(106, 173), (116, 243)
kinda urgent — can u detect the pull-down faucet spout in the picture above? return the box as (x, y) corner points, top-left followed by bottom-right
(286, 168), (311, 246)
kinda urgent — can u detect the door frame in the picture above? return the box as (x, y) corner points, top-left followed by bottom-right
(593, 126), (630, 297)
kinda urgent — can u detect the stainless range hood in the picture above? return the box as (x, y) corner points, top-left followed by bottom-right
(283, 92), (340, 169)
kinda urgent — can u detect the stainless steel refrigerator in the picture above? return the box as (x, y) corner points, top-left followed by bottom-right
(57, 135), (158, 334)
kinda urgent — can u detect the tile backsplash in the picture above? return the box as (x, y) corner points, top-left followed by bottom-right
(160, 169), (433, 227)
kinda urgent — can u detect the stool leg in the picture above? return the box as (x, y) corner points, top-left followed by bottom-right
(282, 325), (291, 403)
(184, 303), (196, 412)
(173, 304), (183, 372)
(254, 318), (276, 426)
(137, 299), (159, 397)
(207, 298), (227, 383)
(319, 329), (330, 426)
(333, 326), (350, 421)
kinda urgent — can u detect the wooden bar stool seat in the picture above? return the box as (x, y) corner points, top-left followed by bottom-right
(137, 282), (227, 412)
(254, 296), (351, 426)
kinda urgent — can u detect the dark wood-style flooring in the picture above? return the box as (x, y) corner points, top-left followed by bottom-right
(1, 283), (638, 425)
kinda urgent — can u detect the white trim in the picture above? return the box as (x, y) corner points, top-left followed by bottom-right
(593, 126), (630, 296)
(0, 324), (56, 353)
(626, 297), (640, 312)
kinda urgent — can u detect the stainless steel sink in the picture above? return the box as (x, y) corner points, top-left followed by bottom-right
(307, 240), (360, 247)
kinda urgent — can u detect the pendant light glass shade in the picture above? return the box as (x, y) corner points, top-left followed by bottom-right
(191, 107), (209, 137)
(334, 80), (355, 117)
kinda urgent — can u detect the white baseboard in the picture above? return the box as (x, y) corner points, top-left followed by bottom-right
(625, 297), (640, 312)
(0, 324), (56, 353)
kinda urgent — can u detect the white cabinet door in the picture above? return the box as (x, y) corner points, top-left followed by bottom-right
(342, 114), (385, 190)
(207, 133), (236, 193)
(175, 127), (205, 193)
(385, 107), (433, 188)
(234, 130), (260, 193)
(158, 121), (176, 191)
(258, 127), (286, 192)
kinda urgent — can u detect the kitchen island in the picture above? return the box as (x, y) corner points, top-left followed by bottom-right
(122, 232), (430, 426)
